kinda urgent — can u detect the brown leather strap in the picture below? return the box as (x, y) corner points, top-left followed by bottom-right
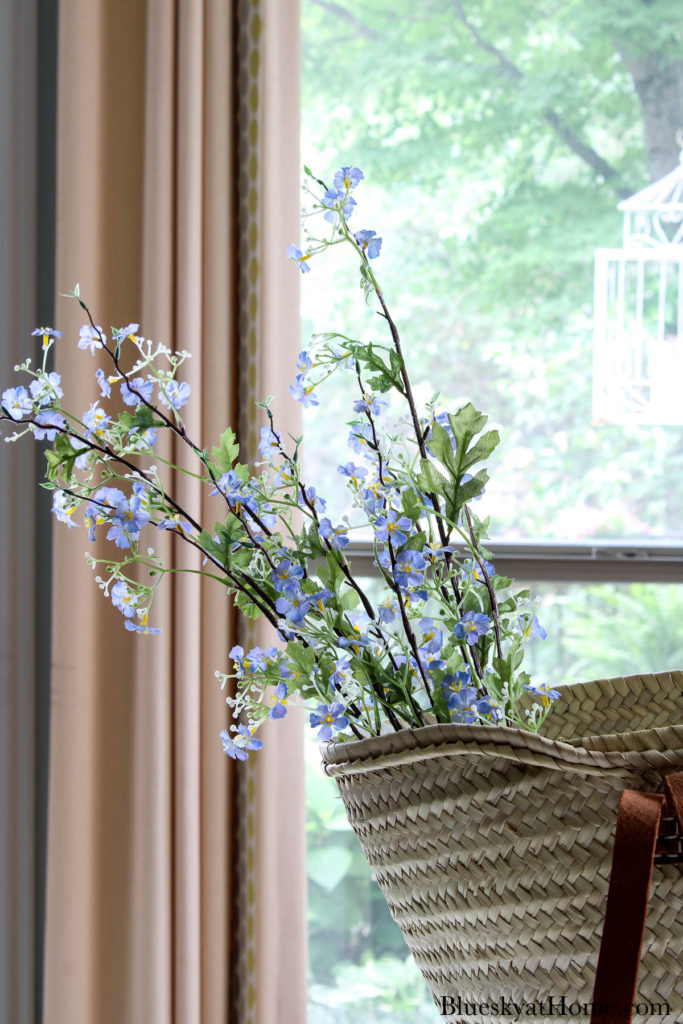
(665, 771), (683, 823)
(590, 790), (664, 1024)
(590, 771), (683, 1024)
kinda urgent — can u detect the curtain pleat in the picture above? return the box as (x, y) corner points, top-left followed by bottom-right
(44, 2), (304, 1022)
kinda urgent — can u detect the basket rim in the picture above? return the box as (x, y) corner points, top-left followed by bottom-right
(321, 671), (683, 778)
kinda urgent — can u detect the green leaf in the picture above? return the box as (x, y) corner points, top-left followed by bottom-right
(389, 350), (404, 376)
(418, 403), (499, 521)
(339, 588), (360, 611)
(211, 427), (240, 473)
(119, 405), (161, 432)
(234, 589), (262, 619)
(355, 343), (406, 395)
(401, 529), (427, 552)
(492, 655), (511, 680)
(286, 640), (316, 677)
(45, 433), (80, 484)
(417, 458), (450, 497)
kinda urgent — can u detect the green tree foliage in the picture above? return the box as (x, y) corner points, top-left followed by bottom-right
(301, 0), (683, 539)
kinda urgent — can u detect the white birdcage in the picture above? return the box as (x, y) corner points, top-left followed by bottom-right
(593, 149), (683, 425)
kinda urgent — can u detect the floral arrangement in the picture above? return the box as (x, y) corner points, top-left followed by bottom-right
(0, 166), (560, 760)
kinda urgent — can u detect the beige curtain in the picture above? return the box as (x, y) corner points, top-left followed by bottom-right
(44, 2), (305, 1023)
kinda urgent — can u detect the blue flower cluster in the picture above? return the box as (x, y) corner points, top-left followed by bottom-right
(0, 165), (562, 761)
(288, 165), (382, 276)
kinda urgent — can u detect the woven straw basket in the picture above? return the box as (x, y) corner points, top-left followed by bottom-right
(322, 671), (683, 1023)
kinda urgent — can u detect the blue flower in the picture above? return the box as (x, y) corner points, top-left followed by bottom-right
(348, 424), (375, 455)
(243, 647), (269, 673)
(95, 486), (127, 508)
(275, 590), (312, 623)
(287, 243), (312, 274)
(517, 613), (547, 641)
(229, 645), (244, 674)
(442, 669), (472, 698)
(111, 580), (138, 618)
(330, 654), (353, 691)
(312, 587), (334, 613)
(352, 391), (387, 417)
(112, 323), (140, 342)
(121, 376), (154, 406)
(2, 386), (33, 420)
(447, 686), (494, 723)
(95, 369), (111, 398)
(125, 615), (162, 636)
(338, 461), (368, 487)
(374, 509), (413, 547)
(290, 374), (319, 408)
(272, 559), (304, 597)
(393, 548), (428, 588)
(159, 379), (191, 410)
(83, 496), (109, 541)
(299, 486), (327, 515)
(318, 518), (350, 550)
(78, 324), (106, 354)
(417, 647), (446, 674)
(209, 469), (244, 501)
(333, 166), (364, 191)
(340, 612), (372, 652)
(322, 187), (356, 223)
(29, 372), (63, 406)
(296, 350), (313, 376)
(454, 611), (491, 646)
(51, 490), (79, 529)
(462, 558), (495, 585)
(157, 514), (193, 534)
(258, 425), (282, 462)
(273, 465), (297, 489)
(33, 410), (66, 441)
(309, 702), (349, 741)
(32, 327), (62, 348)
(268, 682), (288, 720)
(424, 539), (454, 562)
(354, 229), (382, 259)
(402, 582), (428, 605)
(82, 402), (110, 439)
(220, 724), (263, 760)
(129, 426), (158, 450)
(524, 682), (561, 708)
(329, 344), (355, 369)
(106, 493), (150, 549)
(378, 596), (398, 623)
(361, 487), (385, 516)
(418, 617), (444, 653)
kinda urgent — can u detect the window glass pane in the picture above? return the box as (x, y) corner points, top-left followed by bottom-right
(305, 580), (682, 1021)
(306, 736), (436, 1024)
(300, 1), (683, 542)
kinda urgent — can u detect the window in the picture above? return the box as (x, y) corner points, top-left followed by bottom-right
(301, 2), (683, 1019)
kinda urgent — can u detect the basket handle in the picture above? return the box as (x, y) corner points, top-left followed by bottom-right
(590, 771), (683, 1024)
